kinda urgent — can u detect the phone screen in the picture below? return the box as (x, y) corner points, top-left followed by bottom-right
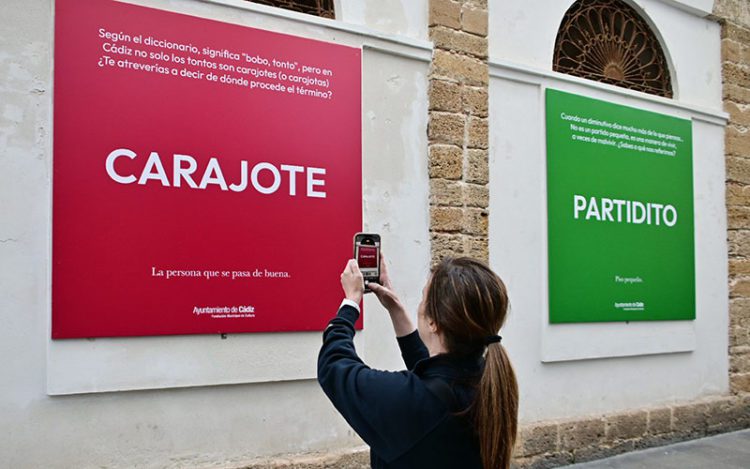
(355, 240), (380, 279)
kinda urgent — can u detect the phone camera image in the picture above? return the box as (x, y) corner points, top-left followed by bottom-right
(357, 246), (378, 268)
(354, 233), (381, 285)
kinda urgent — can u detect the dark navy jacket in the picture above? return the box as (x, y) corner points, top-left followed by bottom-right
(317, 304), (484, 468)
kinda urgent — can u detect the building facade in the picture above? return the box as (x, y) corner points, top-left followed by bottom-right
(0, 0), (747, 468)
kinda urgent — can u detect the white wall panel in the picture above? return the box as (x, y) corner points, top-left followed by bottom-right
(0, 0), (430, 465)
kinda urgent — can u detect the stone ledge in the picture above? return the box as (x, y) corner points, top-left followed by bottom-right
(229, 395), (749, 469)
(513, 394), (750, 468)
(239, 447), (370, 469)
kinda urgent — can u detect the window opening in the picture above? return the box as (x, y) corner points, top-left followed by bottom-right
(245, 0), (335, 19)
(553, 0), (672, 98)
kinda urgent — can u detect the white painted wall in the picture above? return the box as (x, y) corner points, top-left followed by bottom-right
(0, 0), (430, 466)
(336, 0), (429, 41)
(489, 0), (728, 422)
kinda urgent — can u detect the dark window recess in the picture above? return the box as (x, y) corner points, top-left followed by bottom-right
(553, 0), (672, 98)
(245, 0), (335, 19)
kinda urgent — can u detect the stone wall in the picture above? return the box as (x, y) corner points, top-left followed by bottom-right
(428, 0), (490, 264)
(716, 0), (750, 395)
(511, 394), (750, 468)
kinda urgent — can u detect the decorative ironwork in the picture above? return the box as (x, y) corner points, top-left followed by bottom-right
(246, 0), (335, 19)
(553, 0), (672, 98)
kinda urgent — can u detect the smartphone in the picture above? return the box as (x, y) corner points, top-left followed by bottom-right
(354, 233), (381, 293)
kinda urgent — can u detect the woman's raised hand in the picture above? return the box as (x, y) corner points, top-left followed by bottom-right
(368, 253), (406, 316)
(368, 253), (415, 337)
(340, 259), (364, 304)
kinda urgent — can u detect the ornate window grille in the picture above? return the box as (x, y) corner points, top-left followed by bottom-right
(553, 0), (672, 98)
(245, 0), (335, 19)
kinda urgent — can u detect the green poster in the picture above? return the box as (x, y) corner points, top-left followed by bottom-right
(546, 89), (695, 323)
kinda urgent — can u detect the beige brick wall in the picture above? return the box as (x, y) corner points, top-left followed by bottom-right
(428, 0), (490, 264)
(716, 0), (750, 395)
(511, 395), (750, 468)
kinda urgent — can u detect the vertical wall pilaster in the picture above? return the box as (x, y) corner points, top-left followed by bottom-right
(715, 0), (750, 395)
(428, 0), (490, 264)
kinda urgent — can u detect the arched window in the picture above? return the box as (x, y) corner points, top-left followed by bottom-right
(553, 0), (672, 98)
(246, 0), (335, 19)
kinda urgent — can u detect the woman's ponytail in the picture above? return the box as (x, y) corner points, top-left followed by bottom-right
(476, 343), (518, 469)
(426, 257), (519, 468)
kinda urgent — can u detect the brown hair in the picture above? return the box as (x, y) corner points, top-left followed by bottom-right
(425, 257), (519, 469)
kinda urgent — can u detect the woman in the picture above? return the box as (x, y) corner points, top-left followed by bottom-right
(317, 255), (519, 469)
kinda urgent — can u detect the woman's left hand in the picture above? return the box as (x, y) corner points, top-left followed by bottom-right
(340, 259), (364, 304)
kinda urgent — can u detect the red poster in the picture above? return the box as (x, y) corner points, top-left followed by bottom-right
(52, 0), (362, 338)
